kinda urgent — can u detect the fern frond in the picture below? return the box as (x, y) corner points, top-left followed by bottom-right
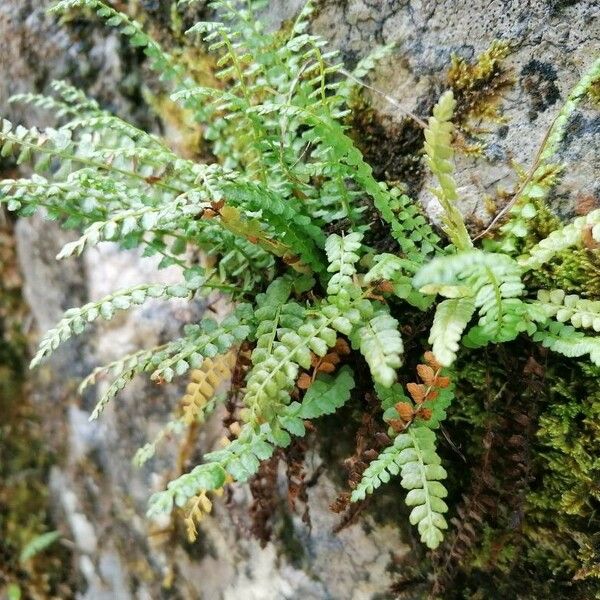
(133, 419), (187, 468)
(402, 427), (449, 549)
(352, 309), (403, 387)
(380, 353), (454, 431)
(533, 321), (600, 366)
(519, 209), (600, 270)
(534, 289), (600, 332)
(243, 303), (341, 422)
(182, 351), (237, 425)
(539, 56), (600, 163)
(294, 365), (355, 419)
(325, 232), (363, 300)
(224, 182), (326, 273)
(387, 189), (443, 261)
(283, 108), (416, 251)
(415, 251), (528, 347)
(497, 58), (600, 250)
(30, 279), (201, 368)
(364, 253), (434, 310)
(424, 91), (472, 251)
(86, 309), (250, 420)
(148, 366), (354, 515)
(150, 311), (251, 384)
(351, 431), (414, 500)
(184, 490), (223, 542)
(352, 426), (448, 549)
(50, 1), (183, 83)
(429, 298), (476, 366)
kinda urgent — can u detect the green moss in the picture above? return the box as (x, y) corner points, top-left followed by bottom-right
(435, 348), (600, 599)
(447, 41), (514, 136)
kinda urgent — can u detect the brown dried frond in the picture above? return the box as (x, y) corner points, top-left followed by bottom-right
(395, 402), (414, 422)
(286, 437), (312, 527)
(181, 351), (237, 426)
(332, 393), (390, 530)
(407, 382), (427, 404)
(416, 364), (436, 386)
(249, 454), (280, 547)
(296, 337), (351, 391)
(184, 489), (223, 542)
(297, 372), (312, 390)
(389, 354), (452, 433)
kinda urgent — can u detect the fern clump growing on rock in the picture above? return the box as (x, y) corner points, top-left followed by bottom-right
(1, 0), (599, 564)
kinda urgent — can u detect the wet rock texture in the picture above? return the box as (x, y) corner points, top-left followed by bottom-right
(1, 0), (598, 598)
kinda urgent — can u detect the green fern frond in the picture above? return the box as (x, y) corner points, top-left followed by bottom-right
(534, 289), (600, 332)
(415, 251), (528, 346)
(519, 209), (600, 270)
(352, 309), (403, 387)
(30, 279), (202, 368)
(86, 309), (250, 420)
(424, 90), (472, 251)
(533, 321), (600, 366)
(325, 232), (363, 299)
(352, 426), (448, 549)
(148, 366), (354, 515)
(429, 297), (476, 366)
(50, 0), (184, 83)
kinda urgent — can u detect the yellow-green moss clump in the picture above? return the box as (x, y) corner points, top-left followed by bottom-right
(448, 40), (514, 130)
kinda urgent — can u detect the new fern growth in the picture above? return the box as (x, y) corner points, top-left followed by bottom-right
(1, 0), (598, 554)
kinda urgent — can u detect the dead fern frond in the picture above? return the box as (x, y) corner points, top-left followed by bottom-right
(181, 351), (237, 426)
(388, 351), (451, 433)
(184, 488), (223, 542)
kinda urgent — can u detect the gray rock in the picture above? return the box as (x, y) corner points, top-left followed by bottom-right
(312, 0), (599, 223)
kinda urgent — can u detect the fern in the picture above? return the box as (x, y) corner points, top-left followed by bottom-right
(30, 279), (202, 368)
(429, 298), (476, 366)
(533, 321), (600, 366)
(414, 250), (529, 350)
(2, 0), (598, 556)
(181, 351), (237, 425)
(148, 366), (355, 514)
(352, 310), (404, 387)
(519, 209), (600, 270)
(352, 427), (448, 549)
(423, 90), (473, 251)
(353, 353), (453, 548)
(325, 232), (363, 301)
(534, 290), (600, 332)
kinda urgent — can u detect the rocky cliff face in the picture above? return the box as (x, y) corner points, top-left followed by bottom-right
(1, 1), (598, 598)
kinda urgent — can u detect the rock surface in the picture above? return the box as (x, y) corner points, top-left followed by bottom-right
(1, 0), (598, 598)
(312, 0), (599, 223)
